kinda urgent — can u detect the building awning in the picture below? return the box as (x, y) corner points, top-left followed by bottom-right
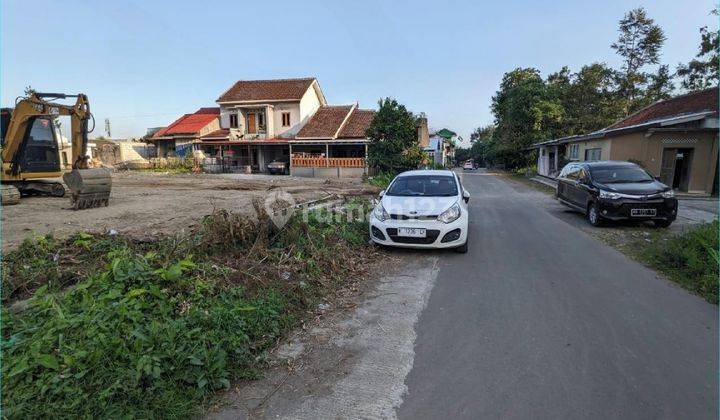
(201, 139), (290, 145)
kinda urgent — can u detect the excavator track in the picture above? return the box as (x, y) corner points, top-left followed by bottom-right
(1, 184), (21, 205)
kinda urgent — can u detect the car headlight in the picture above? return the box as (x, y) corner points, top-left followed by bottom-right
(599, 190), (621, 200)
(373, 203), (390, 222)
(437, 202), (461, 224)
(661, 190), (674, 198)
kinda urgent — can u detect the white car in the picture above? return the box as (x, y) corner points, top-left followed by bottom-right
(369, 170), (470, 253)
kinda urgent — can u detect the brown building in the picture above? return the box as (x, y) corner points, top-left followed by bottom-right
(535, 88), (719, 195)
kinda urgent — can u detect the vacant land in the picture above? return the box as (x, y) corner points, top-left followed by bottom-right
(2, 171), (378, 251)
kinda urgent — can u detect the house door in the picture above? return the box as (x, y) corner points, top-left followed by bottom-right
(672, 148), (693, 191)
(247, 113), (257, 134)
(659, 148), (677, 186)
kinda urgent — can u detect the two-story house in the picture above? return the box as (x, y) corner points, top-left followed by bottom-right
(199, 77), (374, 177)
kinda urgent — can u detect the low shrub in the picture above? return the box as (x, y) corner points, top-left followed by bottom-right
(638, 220), (719, 304)
(515, 165), (537, 177)
(2, 199), (377, 418)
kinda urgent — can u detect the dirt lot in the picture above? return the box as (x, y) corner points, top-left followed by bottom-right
(2, 171), (378, 251)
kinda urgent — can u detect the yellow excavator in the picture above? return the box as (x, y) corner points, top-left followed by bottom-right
(1, 92), (112, 209)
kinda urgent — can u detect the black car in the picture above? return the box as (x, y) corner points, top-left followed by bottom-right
(556, 161), (678, 227)
(267, 158), (289, 175)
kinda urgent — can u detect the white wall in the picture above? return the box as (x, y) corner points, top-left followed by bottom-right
(299, 86), (322, 128)
(271, 102), (302, 138)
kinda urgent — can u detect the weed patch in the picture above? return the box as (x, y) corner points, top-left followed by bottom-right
(636, 220), (719, 304)
(2, 198), (378, 418)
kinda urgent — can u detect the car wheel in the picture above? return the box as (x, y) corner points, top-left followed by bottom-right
(654, 220), (673, 228)
(455, 239), (468, 254)
(587, 203), (603, 227)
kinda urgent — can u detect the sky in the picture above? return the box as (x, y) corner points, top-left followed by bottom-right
(2, 0), (716, 146)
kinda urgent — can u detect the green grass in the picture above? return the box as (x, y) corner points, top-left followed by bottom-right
(2, 198), (376, 418)
(366, 172), (396, 189)
(635, 220), (719, 304)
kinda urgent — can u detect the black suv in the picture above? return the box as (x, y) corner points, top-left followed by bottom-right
(556, 161), (678, 227)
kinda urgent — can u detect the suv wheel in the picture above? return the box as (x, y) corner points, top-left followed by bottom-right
(587, 203), (602, 227)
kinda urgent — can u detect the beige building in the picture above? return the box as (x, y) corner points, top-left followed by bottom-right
(534, 88), (718, 195)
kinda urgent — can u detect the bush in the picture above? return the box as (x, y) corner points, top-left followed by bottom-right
(367, 172), (396, 189)
(639, 220), (719, 304)
(2, 200), (377, 418)
(515, 165), (537, 177)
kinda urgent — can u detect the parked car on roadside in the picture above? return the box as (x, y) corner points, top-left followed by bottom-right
(369, 170), (470, 252)
(556, 160), (678, 227)
(267, 158), (289, 175)
(463, 161), (474, 171)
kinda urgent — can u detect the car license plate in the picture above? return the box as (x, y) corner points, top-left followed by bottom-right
(397, 227), (426, 237)
(631, 208), (657, 217)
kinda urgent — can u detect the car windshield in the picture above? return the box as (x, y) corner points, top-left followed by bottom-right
(590, 166), (654, 183)
(387, 175), (458, 197)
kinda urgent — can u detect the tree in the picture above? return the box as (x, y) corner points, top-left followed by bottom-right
(491, 68), (563, 168)
(551, 63), (625, 134)
(24, 85), (37, 96)
(365, 98), (423, 172)
(677, 8), (719, 90)
(611, 7), (666, 110)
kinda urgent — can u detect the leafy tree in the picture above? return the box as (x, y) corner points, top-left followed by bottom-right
(642, 64), (675, 104)
(550, 63), (625, 134)
(365, 98), (423, 172)
(677, 8), (719, 90)
(490, 68), (563, 168)
(611, 7), (666, 111)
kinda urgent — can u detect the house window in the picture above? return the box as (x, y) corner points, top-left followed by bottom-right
(257, 112), (265, 129)
(584, 148), (601, 161)
(229, 114), (238, 128)
(282, 112), (291, 127)
(568, 144), (579, 160)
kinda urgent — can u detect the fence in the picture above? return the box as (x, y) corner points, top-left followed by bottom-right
(291, 157), (365, 168)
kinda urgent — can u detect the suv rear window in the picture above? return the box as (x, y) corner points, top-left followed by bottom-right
(387, 175), (458, 197)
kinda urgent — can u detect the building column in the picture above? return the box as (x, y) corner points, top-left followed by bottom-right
(325, 143), (329, 167)
(364, 143), (369, 175)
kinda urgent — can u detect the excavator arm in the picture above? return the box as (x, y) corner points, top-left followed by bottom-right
(2, 93), (91, 174)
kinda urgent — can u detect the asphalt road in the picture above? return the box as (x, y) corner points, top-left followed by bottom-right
(398, 169), (718, 419)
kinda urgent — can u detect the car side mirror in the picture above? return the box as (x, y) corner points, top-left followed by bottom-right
(462, 189), (470, 203)
(379, 190), (385, 197)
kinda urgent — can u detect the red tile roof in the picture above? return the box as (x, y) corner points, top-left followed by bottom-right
(201, 128), (229, 139)
(217, 78), (316, 102)
(339, 109), (375, 138)
(607, 87), (718, 130)
(296, 105), (354, 138)
(155, 108), (220, 137)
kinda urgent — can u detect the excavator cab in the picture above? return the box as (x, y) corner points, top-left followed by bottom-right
(18, 116), (62, 174)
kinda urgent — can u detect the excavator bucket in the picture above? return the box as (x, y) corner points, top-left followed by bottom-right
(62, 168), (112, 210)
